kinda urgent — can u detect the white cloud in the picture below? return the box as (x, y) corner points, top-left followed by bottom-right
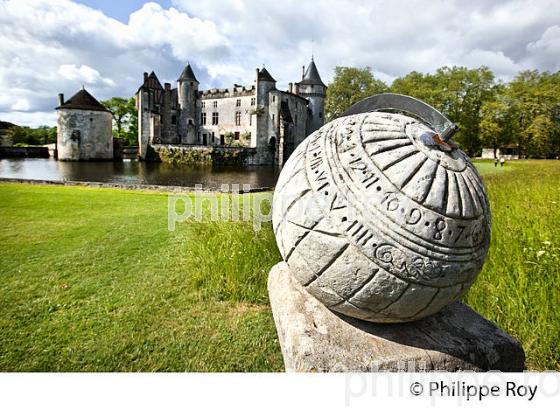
(0, 111), (57, 128)
(0, 0), (230, 126)
(10, 98), (31, 111)
(527, 25), (560, 68)
(0, 0), (559, 127)
(58, 64), (115, 87)
(172, 0), (560, 84)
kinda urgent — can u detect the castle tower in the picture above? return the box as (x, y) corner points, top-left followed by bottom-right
(136, 71), (164, 159)
(255, 67), (277, 164)
(56, 87), (113, 161)
(177, 63), (199, 144)
(296, 57), (326, 135)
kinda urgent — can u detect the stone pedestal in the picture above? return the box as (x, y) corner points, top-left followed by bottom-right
(268, 262), (525, 372)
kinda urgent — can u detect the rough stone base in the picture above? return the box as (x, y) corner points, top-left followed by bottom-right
(268, 262), (525, 372)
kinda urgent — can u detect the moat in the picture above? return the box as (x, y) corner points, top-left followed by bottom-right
(0, 158), (280, 189)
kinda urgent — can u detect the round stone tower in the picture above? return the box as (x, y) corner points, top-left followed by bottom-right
(56, 88), (113, 161)
(297, 57), (326, 135)
(177, 63), (199, 145)
(255, 67), (278, 164)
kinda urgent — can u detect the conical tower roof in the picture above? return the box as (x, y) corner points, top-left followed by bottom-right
(178, 63), (198, 82)
(258, 67), (276, 82)
(56, 88), (110, 112)
(298, 57), (325, 87)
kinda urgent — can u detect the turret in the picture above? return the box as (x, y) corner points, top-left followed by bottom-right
(255, 67), (276, 105)
(296, 57), (326, 134)
(177, 63), (199, 144)
(255, 67), (278, 164)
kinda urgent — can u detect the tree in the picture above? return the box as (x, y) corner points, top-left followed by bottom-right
(527, 114), (555, 157)
(494, 70), (560, 157)
(480, 99), (510, 158)
(324, 67), (387, 120)
(391, 66), (496, 156)
(7, 125), (56, 146)
(390, 71), (440, 106)
(102, 97), (138, 146)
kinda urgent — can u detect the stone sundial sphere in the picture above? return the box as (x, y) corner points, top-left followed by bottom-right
(272, 94), (491, 323)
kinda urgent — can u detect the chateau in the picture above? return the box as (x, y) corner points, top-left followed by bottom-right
(135, 58), (326, 165)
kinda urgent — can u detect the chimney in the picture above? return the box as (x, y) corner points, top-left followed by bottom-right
(288, 83), (293, 93)
(302, 65), (305, 80)
(58, 93), (64, 106)
(143, 72), (148, 82)
(164, 82), (171, 91)
(256, 68), (260, 81)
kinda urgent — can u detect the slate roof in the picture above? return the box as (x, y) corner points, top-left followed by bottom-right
(298, 58), (325, 87)
(178, 63), (198, 82)
(258, 67), (276, 82)
(56, 88), (110, 112)
(0, 121), (17, 130)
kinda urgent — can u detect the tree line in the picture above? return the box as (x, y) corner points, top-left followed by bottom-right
(5, 125), (56, 146)
(325, 66), (560, 158)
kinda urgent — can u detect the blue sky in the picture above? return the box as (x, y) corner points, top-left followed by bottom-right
(73, 0), (171, 22)
(0, 0), (559, 127)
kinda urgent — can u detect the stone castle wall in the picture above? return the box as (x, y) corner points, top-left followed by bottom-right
(57, 108), (112, 160)
(198, 92), (257, 147)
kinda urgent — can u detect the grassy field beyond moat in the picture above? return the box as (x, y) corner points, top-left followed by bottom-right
(0, 160), (558, 371)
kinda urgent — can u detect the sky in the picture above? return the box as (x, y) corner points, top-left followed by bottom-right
(0, 0), (559, 127)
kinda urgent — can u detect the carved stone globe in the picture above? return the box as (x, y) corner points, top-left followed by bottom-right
(272, 100), (491, 323)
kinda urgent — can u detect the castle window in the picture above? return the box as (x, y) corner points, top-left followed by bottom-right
(236, 99), (241, 107)
(295, 115), (297, 125)
(213, 101), (218, 108)
(201, 112), (206, 125)
(212, 112), (219, 125)
(235, 111), (241, 126)
(234, 131), (240, 141)
(272, 95), (276, 102)
(319, 112), (323, 118)
(171, 115), (176, 125)
(272, 114), (275, 122)
(212, 132), (215, 143)
(190, 82), (194, 86)
(251, 97), (255, 106)
(188, 119), (193, 125)
(202, 101), (205, 108)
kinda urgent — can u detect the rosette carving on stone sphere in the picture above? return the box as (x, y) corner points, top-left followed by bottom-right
(272, 99), (491, 323)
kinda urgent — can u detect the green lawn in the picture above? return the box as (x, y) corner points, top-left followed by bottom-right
(0, 160), (559, 371)
(0, 185), (283, 371)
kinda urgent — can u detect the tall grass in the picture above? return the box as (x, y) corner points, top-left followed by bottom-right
(466, 160), (560, 370)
